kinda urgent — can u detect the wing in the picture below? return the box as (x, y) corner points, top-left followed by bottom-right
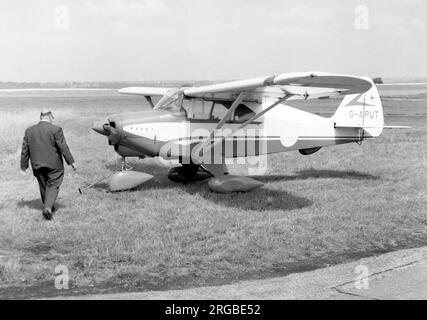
(184, 72), (373, 102)
(118, 87), (171, 96)
(118, 87), (172, 108)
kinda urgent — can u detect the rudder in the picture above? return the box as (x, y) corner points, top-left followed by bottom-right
(332, 77), (384, 137)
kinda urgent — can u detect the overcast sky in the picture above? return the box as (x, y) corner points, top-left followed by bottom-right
(0, 0), (426, 81)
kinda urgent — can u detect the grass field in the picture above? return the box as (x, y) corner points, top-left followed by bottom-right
(0, 86), (426, 298)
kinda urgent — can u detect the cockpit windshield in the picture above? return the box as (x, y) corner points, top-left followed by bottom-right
(154, 89), (185, 116)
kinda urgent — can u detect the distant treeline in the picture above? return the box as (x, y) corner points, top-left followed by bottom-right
(0, 80), (216, 89)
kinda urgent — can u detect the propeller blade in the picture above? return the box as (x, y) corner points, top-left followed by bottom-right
(92, 121), (110, 136)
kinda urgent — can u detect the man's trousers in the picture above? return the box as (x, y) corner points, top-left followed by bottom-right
(33, 167), (64, 212)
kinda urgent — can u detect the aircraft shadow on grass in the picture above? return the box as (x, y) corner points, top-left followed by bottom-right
(251, 169), (380, 183)
(96, 163), (380, 212)
(189, 185), (313, 211)
(101, 163), (310, 211)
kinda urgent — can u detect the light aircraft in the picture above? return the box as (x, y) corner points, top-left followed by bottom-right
(92, 71), (408, 193)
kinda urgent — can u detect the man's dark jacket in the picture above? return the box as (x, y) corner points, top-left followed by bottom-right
(21, 121), (74, 171)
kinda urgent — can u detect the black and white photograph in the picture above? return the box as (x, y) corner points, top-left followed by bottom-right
(0, 0), (426, 308)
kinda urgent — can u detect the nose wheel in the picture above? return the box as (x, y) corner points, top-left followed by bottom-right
(120, 157), (128, 171)
(119, 156), (136, 171)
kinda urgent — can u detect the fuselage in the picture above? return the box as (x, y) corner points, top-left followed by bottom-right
(96, 99), (367, 165)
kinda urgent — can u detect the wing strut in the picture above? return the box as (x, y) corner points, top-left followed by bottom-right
(214, 92), (245, 130)
(145, 96), (155, 108)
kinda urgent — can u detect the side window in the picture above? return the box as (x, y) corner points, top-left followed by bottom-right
(182, 101), (257, 123)
(233, 104), (255, 122)
(185, 100), (214, 120)
(196, 100), (213, 119)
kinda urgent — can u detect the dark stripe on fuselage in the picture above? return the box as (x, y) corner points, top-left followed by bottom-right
(168, 135), (371, 142)
(118, 131), (371, 159)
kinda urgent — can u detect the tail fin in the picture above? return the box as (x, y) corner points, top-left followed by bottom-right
(332, 77), (384, 137)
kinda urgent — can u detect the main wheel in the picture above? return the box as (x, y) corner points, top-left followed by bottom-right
(167, 164), (211, 183)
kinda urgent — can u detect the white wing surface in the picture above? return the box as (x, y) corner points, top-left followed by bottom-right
(183, 72), (372, 102)
(118, 87), (171, 96)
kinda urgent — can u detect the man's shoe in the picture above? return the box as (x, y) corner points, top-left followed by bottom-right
(51, 206), (58, 218)
(42, 209), (52, 220)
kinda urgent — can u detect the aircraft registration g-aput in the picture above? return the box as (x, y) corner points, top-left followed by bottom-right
(92, 71), (408, 193)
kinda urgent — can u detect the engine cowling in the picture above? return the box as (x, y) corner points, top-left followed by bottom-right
(115, 145), (146, 158)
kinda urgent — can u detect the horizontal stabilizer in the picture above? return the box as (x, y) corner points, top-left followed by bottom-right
(382, 125), (411, 129)
(335, 125), (411, 129)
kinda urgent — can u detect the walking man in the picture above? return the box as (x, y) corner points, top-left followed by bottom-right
(20, 110), (76, 220)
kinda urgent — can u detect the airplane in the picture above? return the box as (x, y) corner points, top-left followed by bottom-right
(92, 71), (408, 193)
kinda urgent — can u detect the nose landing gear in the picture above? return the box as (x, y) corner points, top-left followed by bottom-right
(121, 156), (128, 171)
(107, 156), (153, 192)
(79, 156), (153, 194)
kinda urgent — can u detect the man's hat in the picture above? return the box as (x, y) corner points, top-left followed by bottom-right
(40, 109), (54, 119)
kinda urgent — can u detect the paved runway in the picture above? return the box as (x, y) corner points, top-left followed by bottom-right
(54, 246), (427, 300)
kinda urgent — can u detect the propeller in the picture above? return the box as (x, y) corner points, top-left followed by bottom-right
(92, 122), (121, 146)
(92, 123), (109, 136)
